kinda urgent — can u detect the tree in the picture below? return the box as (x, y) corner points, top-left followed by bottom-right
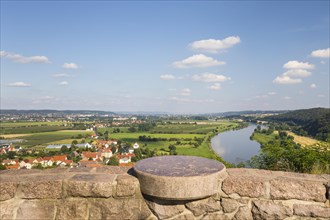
(168, 145), (176, 151)
(61, 145), (68, 153)
(128, 126), (137, 132)
(111, 146), (117, 154)
(0, 164), (6, 170)
(7, 151), (16, 159)
(107, 157), (119, 166)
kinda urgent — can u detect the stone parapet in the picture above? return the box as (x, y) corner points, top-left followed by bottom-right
(0, 161), (329, 220)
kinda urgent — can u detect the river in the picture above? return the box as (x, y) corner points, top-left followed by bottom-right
(211, 124), (261, 164)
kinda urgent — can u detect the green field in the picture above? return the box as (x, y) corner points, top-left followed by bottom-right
(0, 121), (74, 135)
(250, 132), (278, 145)
(0, 121), (67, 127)
(151, 122), (236, 134)
(1, 120), (239, 165)
(18, 131), (93, 148)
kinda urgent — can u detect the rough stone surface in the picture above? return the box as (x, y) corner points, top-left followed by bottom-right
(201, 212), (230, 220)
(116, 174), (139, 197)
(134, 156), (226, 200)
(89, 198), (151, 220)
(16, 200), (56, 220)
(55, 199), (88, 220)
(270, 177), (326, 202)
(237, 198), (250, 205)
(252, 200), (292, 220)
(172, 211), (196, 220)
(96, 166), (130, 174)
(221, 198), (239, 213)
(222, 175), (266, 198)
(20, 175), (63, 199)
(185, 197), (221, 216)
(66, 174), (114, 197)
(0, 200), (17, 220)
(146, 199), (185, 220)
(0, 182), (17, 201)
(233, 206), (253, 220)
(0, 165), (329, 220)
(293, 204), (330, 218)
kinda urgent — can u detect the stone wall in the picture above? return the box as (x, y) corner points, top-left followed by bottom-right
(0, 167), (329, 220)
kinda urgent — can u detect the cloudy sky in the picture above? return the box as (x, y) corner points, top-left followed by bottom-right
(1, 1), (329, 113)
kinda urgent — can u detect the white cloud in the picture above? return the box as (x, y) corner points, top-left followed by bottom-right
(310, 48), (330, 58)
(59, 81), (69, 86)
(268, 92), (277, 95)
(192, 73), (231, 83)
(208, 83), (221, 90)
(283, 96), (292, 100)
(273, 75), (302, 84)
(189, 36), (241, 53)
(0, 51), (8, 57)
(283, 69), (311, 78)
(53, 73), (69, 77)
(160, 74), (176, 80)
(7, 82), (31, 87)
(62, 63), (78, 69)
(318, 94), (325, 98)
(1, 50), (50, 63)
(180, 88), (191, 96)
(310, 83), (317, 89)
(173, 54), (225, 68)
(274, 61), (313, 85)
(283, 60), (314, 69)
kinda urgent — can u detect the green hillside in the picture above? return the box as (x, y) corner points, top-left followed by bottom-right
(266, 108), (330, 141)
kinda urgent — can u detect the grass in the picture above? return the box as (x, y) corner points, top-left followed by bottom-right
(251, 132), (278, 145)
(0, 121), (67, 127)
(109, 132), (204, 140)
(286, 131), (320, 147)
(19, 130), (92, 148)
(151, 124), (211, 134)
(0, 126), (71, 135)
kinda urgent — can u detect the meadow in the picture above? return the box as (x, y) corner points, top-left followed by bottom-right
(0, 121), (72, 135)
(1, 120), (240, 164)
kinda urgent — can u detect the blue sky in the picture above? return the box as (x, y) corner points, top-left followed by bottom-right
(1, 1), (329, 113)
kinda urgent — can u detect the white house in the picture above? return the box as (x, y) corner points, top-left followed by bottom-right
(101, 149), (113, 158)
(133, 143), (139, 149)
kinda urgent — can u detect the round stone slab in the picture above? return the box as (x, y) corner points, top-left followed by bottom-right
(134, 156), (226, 200)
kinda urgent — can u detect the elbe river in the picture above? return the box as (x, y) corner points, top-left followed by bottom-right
(211, 124), (261, 164)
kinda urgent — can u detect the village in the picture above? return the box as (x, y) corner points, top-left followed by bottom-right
(0, 137), (139, 170)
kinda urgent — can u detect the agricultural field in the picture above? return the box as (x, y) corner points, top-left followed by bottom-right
(151, 121), (236, 134)
(1, 120), (240, 164)
(13, 130), (93, 148)
(286, 131), (320, 146)
(0, 121), (73, 135)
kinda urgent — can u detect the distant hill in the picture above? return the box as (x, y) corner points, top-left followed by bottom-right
(265, 108), (330, 141)
(0, 109), (116, 115)
(208, 110), (288, 117)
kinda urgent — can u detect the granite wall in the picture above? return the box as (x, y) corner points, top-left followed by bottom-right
(0, 167), (329, 220)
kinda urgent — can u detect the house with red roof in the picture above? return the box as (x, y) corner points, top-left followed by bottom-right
(81, 151), (102, 161)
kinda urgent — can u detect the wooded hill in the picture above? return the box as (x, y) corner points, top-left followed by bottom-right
(265, 108), (330, 141)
